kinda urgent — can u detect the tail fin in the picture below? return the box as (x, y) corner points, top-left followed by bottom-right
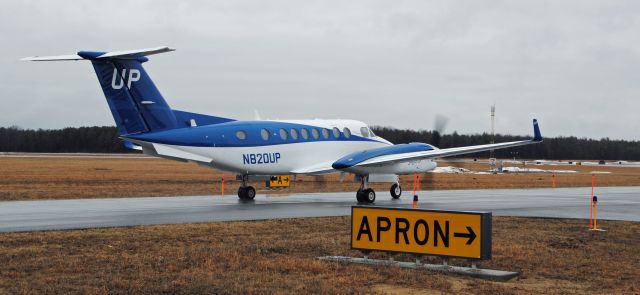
(22, 46), (178, 135)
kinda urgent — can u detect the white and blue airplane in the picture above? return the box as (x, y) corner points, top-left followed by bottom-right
(23, 46), (543, 203)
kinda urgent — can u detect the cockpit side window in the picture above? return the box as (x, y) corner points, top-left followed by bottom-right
(360, 127), (370, 137)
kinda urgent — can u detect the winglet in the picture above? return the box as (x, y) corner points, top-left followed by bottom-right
(532, 119), (542, 141)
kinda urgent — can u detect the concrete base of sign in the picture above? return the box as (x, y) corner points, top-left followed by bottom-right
(319, 256), (519, 281)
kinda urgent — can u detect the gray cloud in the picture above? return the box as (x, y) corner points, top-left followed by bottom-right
(1, 0), (639, 140)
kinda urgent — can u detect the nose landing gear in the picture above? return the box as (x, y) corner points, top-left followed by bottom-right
(390, 182), (402, 199)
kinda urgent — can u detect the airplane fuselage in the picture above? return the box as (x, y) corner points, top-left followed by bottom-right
(128, 118), (438, 175)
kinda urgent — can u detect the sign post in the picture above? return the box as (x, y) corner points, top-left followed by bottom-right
(320, 206), (518, 281)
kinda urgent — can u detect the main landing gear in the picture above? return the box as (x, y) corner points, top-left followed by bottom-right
(237, 175), (256, 200)
(356, 175), (376, 204)
(355, 176), (403, 204)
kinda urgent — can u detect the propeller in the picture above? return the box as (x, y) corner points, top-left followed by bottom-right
(431, 114), (449, 148)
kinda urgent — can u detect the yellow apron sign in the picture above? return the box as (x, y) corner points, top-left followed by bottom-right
(267, 176), (290, 188)
(351, 207), (492, 260)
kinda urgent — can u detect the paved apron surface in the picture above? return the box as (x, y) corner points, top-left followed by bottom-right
(1, 186), (638, 232)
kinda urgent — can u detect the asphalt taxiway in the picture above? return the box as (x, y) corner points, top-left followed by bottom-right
(1, 186), (638, 232)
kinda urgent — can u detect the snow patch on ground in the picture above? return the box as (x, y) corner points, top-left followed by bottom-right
(431, 166), (471, 174)
(432, 166), (579, 174)
(497, 167), (578, 174)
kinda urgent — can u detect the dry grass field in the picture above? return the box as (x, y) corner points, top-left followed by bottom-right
(1, 156), (640, 201)
(1, 155), (639, 294)
(1, 216), (638, 294)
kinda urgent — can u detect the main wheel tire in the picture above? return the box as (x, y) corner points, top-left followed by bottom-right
(364, 188), (376, 203)
(390, 183), (402, 199)
(245, 186), (256, 200)
(237, 187), (247, 199)
(356, 189), (365, 203)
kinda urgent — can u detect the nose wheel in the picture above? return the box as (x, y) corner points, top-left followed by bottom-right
(390, 183), (402, 199)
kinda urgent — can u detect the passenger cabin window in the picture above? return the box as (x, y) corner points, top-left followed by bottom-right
(312, 128), (320, 139)
(236, 130), (247, 140)
(322, 128), (330, 139)
(279, 128), (288, 140)
(301, 128), (309, 139)
(343, 127), (351, 138)
(290, 128), (299, 140)
(261, 129), (270, 140)
(360, 127), (370, 137)
(332, 127), (341, 138)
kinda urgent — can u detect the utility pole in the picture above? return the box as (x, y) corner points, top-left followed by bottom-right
(489, 105), (497, 172)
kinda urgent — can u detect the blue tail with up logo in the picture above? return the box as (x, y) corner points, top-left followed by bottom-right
(21, 46), (235, 139)
(77, 48), (178, 135)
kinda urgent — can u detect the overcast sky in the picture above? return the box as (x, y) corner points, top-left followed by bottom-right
(1, 1), (639, 140)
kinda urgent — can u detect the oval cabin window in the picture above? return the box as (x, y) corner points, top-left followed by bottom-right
(343, 127), (351, 138)
(261, 129), (270, 140)
(322, 128), (330, 139)
(279, 128), (288, 140)
(332, 127), (341, 138)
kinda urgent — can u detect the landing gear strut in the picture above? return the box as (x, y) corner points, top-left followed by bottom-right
(390, 182), (402, 199)
(237, 175), (256, 200)
(356, 175), (376, 204)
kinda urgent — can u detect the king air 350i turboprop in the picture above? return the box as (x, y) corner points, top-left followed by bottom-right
(22, 46), (543, 203)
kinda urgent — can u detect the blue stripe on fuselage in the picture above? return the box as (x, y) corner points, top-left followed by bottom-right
(123, 120), (379, 147)
(331, 143), (434, 169)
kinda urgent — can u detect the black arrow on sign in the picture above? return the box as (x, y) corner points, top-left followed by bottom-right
(453, 226), (477, 245)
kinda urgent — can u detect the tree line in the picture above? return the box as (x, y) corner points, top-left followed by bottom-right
(371, 127), (640, 160)
(1, 125), (639, 160)
(0, 126), (129, 153)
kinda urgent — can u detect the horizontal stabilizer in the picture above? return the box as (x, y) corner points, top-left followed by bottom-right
(21, 46), (174, 61)
(20, 54), (84, 61)
(97, 46), (175, 59)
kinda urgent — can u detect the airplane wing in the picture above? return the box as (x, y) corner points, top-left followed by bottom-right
(332, 119), (542, 171)
(291, 161), (336, 175)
